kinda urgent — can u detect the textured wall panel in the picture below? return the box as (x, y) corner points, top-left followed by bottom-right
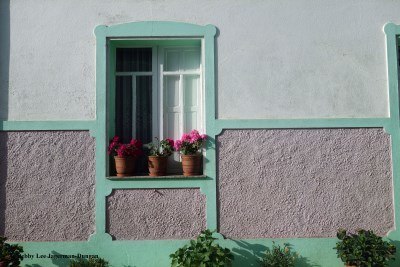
(0, 131), (95, 241)
(107, 189), (206, 240)
(218, 128), (394, 239)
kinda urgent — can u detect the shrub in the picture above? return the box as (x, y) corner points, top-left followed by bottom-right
(170, 229), (233, 267)
(68, 257), (109, 267)
(261, 242), (297, 267)
(0, 236), (24, 267)
(334, 228), (396, 266)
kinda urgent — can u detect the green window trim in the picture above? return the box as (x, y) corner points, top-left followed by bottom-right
(94, 21), (219, 237)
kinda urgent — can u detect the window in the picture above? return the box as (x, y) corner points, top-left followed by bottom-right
(108, 39), (204, 174)
(95, 21), (216, 178)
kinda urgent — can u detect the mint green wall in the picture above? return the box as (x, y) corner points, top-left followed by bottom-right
(0, 20), (399, 267)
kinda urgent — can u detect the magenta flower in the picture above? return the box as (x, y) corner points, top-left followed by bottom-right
(174, 140), (182, 151)
(108, 136), (144, 157)
(166, 138), (174, 147)
(174, 129), (206, 155)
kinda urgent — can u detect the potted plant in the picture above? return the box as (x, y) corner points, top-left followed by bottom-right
(334, 228), (396, 267)
(108, 136), (143, 177)
(0, 236), (23, 267)
(147, 137), (174, 176)
(170, 229), (233, 267)
(174, 130), (207, 176)
(261, 242), (298, 267)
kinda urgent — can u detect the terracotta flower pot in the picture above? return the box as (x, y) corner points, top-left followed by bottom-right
(148, 156), (168, 176)
(345, 265), (357, 267)
(114, 156), (136, 177)
(181, 154), (202, 176)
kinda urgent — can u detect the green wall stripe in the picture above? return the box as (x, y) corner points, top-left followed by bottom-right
(0, 120), (96, 132)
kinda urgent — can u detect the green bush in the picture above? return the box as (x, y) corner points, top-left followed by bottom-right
(261, 242), (297, 267)
(68, 257), (109, 267)
(170, 229), (234, 267)
(334, 229), (396, 266)
(0, 236), (24, 267)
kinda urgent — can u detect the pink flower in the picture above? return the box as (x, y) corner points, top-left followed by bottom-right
(174, 140), (182, 151)
(116, 144), (127, 157)
(181, 133), (191, 142)
(190, 129), (199, 136)
(130, 139), (143, 148)
(200, 134), (207, 140)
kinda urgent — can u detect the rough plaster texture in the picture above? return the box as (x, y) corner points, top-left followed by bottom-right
(0, 131), (95, 241)
(1, 0), (398, 120)
(218, 128), (394, 239)
(107, 189), (206, 240)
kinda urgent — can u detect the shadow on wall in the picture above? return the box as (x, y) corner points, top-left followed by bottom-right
(0, 0), (10, 121)
(231, 240), (321, 267)
(389, 240), (400, 267)
(0, 133), (7, 236)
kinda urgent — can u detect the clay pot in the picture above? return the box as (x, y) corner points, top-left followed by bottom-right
(0, 261), (7, 267)
(114, 156), (136, 177)
(345, 265), (357, 267)
(181, 154), (202, 176)
(148, 156), (168, 176)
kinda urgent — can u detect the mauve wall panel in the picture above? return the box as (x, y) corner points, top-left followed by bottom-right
(107, 189), (206, 240)
(0, 131), (95, 241)
(218, 128), (394, 239)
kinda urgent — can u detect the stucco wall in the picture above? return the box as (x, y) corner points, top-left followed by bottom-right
(218, 128), (394, 238)
(0, 131), (95, 241)
(1, 0), (398, 120)
(107, 189), (206, 240)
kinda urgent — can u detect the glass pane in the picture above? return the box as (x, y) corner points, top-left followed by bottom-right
(166, 113), (180, 140)
(116, 48), (152, 72)
(184, 112), (197, 133)
(164, 50), (180, 71)
(184, 75), (199, 107)
(182, 50), (200, 71)
(115, 76), (132, 143)
(135, 76), (152, 144)
(165, 76), (180, 108)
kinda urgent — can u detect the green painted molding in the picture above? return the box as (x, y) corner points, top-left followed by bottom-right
(0, 120), (96, 135)
(384, 22), (400, 242)
(214, 118), (392, 135)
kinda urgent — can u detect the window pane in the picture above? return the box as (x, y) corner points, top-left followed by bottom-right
(184, 75), (199, 107)
(182, 49), (200, 71)
(135, 76), (152, 144)
(164, 50), (180, 71)
(115, 75), (152, 144)
(116, 48), (152, 72)
(164, 76), (181, 140)
(184, 112), (197, 133)
(115, 76), (132, 143)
